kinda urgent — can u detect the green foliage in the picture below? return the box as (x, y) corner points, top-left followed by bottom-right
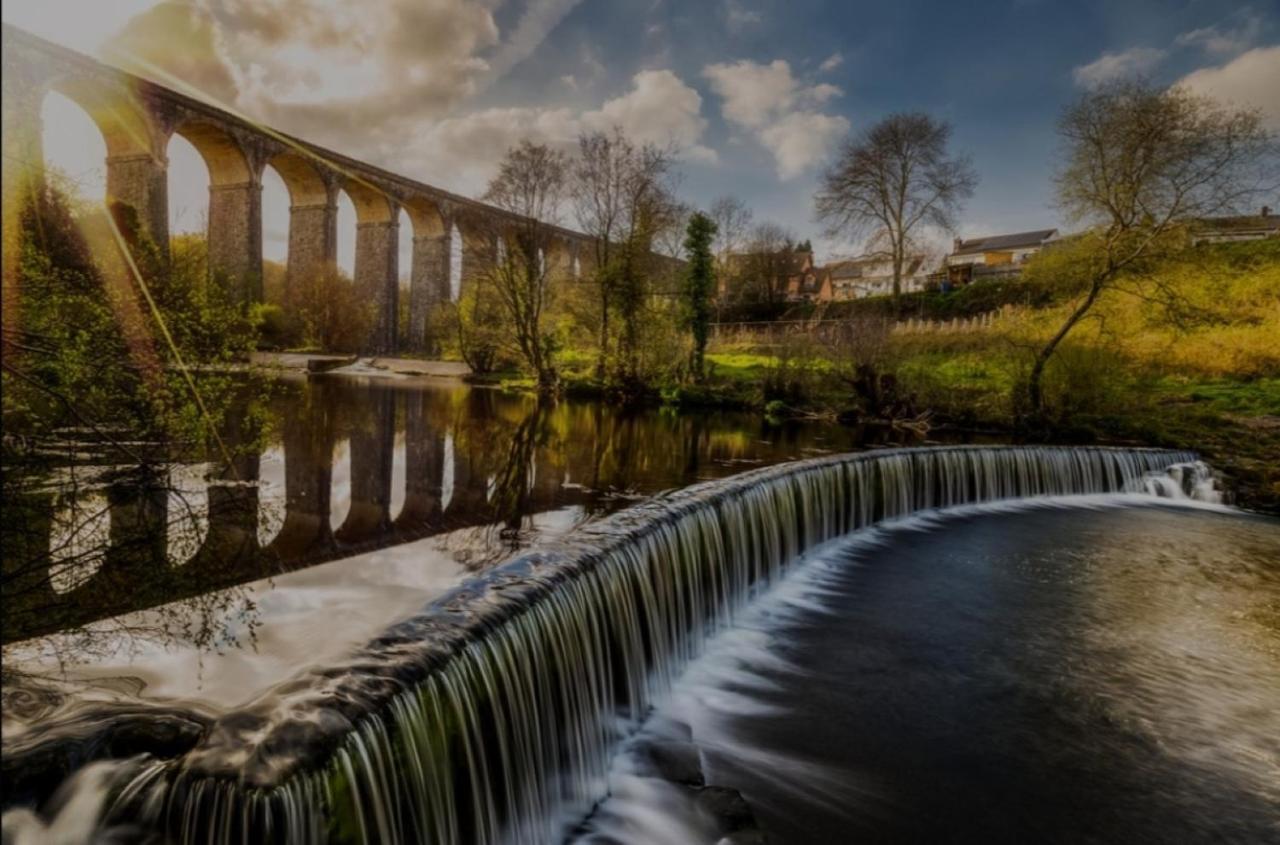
(453, 280), (510, 375)
(4, 187), (258, 453)
(251, 302), (292, 350)
(1, 181), (273, 644)
(681, 212), (718, 380)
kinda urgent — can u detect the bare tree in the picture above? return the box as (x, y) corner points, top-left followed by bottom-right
(654, 200), (694, 261)
(737, 221), (796, 305)
(480, 140), (569, 391)
(816, 113), (977, 301)
(570, 128), (678, 383)
(711, 195), (747, 289)
(1025, 81), (1276, 416)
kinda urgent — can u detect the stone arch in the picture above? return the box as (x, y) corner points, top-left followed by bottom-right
(455, 210), (500, 282)
(37, 76), (168, 245)
(48, 76), (159, 160)
(402, 195), (447, 239)
(268, 150), (336, 307)
(545, 236), (574, 278)
(269, 149), (329, 207)
(340, 176), (395, 224)
(168, 119), (251, 186)
(339, 177), (398, 352)
(167, 118), (261, 305)
(259, 163), (290, 301)
(449, 221), (463, 302)
(38, 89), (108, 199)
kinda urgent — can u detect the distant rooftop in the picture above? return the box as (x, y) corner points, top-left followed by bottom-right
(827, 254), (926, 279)
(952, 229), (1058, 256)
(1193, 210), (1280, 234)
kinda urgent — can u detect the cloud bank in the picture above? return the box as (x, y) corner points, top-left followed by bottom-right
(703, 58), (849, 178)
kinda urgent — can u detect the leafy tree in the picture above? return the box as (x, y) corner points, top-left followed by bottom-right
(571, 128), (679, 385)
(1026, 81), (1276, 417)
(480, 140), (570, 391)
(816, 112), (976, 302)
(681, 211), (718, 381)
(1, 177), (269, 647)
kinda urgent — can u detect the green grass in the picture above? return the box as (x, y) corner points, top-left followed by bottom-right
(1160, 377), (1280, 417)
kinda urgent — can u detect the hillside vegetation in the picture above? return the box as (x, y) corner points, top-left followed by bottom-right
(690, 240), (1280, 510)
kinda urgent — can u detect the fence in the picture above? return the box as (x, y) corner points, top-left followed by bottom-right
(709, 309), (1008, 346)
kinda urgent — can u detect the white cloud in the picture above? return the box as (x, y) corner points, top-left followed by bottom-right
(99, 0), (505, 159)
(1175, 12), (1263, 57)
(1177, 45), (1280, 129)
(1073, 12), (1266, 91)
(582, 69), (716, 162)
(808, 82), (842, 104)
(759, 111), (850, 179)
(704, 59), (799, 127)
(1072, 46), (1166, 88)
(410, 69), (716, 195)
(818, 52), (843, 73)
(704, 58), (848, 178)
(412, 106), (580, 193)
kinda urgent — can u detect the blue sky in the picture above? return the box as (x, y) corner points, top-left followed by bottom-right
(5, 0), (1278, 263)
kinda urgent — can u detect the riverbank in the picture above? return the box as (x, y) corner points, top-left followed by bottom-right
(250, 351), (472, 378)
(477, 362), (1279, 516)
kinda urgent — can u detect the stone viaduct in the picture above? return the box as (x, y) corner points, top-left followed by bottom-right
(1, 24), (602, 354)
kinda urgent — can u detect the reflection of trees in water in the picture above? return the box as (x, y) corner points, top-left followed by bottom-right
(2, 393), (278, 660)
(2, 467), (271, 678)
(490, 399), (554, 549)
(3, 373), (874, 657)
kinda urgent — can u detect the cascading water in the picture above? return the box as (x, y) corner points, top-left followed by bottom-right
(1138, 459), (1223, 502)
(4, 446), (1209, 844)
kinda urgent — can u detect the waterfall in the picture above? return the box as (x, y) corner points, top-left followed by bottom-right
(9, 446), (1201, 844)
(1139, 460), (1223, 503)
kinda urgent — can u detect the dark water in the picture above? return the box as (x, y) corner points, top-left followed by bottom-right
(648, 501), (1280, 844)
(5, 375), (913, 645)
(3, 375), (929, 718)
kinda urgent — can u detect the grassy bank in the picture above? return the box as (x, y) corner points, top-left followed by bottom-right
(485, 240), (1279, 512)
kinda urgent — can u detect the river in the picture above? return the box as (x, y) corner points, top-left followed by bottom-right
(2, 375), (1275, 844)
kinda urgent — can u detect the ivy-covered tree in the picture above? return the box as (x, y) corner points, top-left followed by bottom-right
(681, 211), (718, 381)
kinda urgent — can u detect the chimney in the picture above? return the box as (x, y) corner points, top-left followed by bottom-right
(952, 237), (962, 253)
(1262, 206), (1272, 217)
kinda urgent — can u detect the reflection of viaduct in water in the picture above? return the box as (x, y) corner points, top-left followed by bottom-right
(10, 383), (694, 642)
(1, 25), (650, 354)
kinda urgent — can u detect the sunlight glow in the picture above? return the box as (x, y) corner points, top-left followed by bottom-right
(40, 92), (106, 200)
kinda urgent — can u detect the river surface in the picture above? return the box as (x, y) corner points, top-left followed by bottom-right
(6, 377), (1277, 845)
(2, 375), (917, 722)
(582, 498), (1280, 843)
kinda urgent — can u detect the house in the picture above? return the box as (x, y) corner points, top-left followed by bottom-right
(826, 254), (930, 300)
(785, 264), (833, 302)
(1191, 207), (1280, 244)
(721, 242), (822, 303)
(945, 228), (1058, 285)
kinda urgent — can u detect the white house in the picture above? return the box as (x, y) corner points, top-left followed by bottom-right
(827, 255), (931, 300)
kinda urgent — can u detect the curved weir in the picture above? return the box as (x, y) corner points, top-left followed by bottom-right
(12, 446), (1204, 843)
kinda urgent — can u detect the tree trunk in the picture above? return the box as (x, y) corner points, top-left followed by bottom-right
(1027, 274), (1107, 416)
(595, 291), (608, 381)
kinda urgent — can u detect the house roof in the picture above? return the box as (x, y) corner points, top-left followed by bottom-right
(952, 229), (1057, 256)
(1193, 214), (1280, 234)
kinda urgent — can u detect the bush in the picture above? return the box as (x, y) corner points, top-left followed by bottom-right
(293, 267), (375, 352)
(251, 302), (296, 350)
